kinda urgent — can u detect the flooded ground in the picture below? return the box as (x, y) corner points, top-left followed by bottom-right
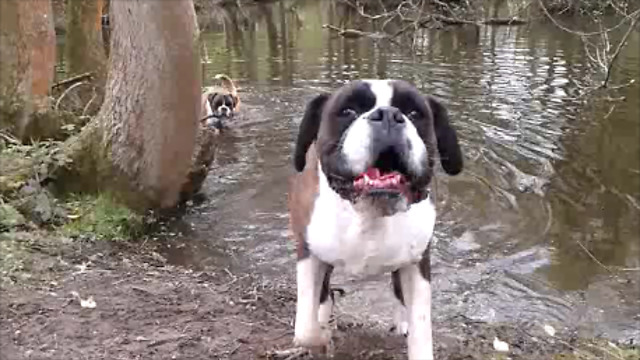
(173, 0), (640, 344)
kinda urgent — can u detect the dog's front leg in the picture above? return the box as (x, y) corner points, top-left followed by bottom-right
(399, 259), (433, 360)
(294, 254), (331, 350)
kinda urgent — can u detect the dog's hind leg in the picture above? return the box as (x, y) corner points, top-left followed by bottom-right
(398, 249), (434, 360)
(294, 255), (332, 350)
(318, 265), (334, 327)
(391, 270), (409, 337)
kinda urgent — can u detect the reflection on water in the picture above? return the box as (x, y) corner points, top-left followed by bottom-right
(165, 0), (640, 342)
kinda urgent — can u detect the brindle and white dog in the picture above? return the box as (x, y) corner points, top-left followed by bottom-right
(200, 73), (240, 130)
(287, 79), (463, 360)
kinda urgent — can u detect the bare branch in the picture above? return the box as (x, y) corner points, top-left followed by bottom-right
(537, 0), (639, 36)
(602, 10), (640, 88)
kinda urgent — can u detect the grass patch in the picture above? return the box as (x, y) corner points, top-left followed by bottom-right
(60, 193), (144, 241)
(553, 338), (640, 360)
(0, 136), (72, 197)
(0, 232), (30, 282)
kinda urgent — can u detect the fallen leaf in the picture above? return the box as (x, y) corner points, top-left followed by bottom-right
(493, 337), (510, 352)
(543, 324), (556, 336)
(70, 291), (97, 309)
(80, 296), (96, 309)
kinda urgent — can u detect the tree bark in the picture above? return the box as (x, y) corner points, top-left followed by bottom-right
(65, 0), (107, 85)
(57, 0), (202, 210)
(0, 0), (56, 139)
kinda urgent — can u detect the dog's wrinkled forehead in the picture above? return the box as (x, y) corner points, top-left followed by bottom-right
(209, 93), (234, 107)
(318, 80), (431, 136)
(328, 80), (427, 113)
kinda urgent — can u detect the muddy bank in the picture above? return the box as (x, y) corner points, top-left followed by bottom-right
(2, 233), (637, 360)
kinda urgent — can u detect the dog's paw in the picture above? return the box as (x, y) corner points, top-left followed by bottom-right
(294, 325), (332, 351)
(264, 347), (309, 360)
(392, 307), (409, 337)
(397, 321), (409, 337)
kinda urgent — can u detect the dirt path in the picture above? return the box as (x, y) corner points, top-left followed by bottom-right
(0, 233), (636, 360)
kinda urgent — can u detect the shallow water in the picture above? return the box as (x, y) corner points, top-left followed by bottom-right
(158, 0), (639, 343)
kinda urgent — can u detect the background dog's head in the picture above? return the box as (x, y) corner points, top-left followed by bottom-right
(207, 92), (237, 118)
(293, 79), (463, 209)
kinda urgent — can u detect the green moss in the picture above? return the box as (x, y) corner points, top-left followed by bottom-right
(59, 193), (144, 241)
(0, 232), (29, 282)
(0, 203), (26, 230)
(0, 138), (72, 198)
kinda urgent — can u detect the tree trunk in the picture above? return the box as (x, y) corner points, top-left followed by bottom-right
(0, 0), (56, 139)
(65, 0), (107, 83)
(57, 0), (203, 211)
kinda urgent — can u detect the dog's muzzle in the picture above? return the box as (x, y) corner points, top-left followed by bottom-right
(367, 106), (407, 157)
(217, 105), (232, 117)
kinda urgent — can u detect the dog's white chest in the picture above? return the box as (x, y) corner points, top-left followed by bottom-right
(306, 173), (436, 276)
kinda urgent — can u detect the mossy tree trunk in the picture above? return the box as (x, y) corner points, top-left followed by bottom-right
(0, 0), (56, 140)
(64, 0), (107, 91)
(57, 0), (202, 211)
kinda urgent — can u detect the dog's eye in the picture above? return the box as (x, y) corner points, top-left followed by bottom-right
(408, 110), (420, 119)
(340, 108), (357, 118)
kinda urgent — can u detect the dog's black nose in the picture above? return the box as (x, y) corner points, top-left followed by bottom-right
(368, 106), (405, 125)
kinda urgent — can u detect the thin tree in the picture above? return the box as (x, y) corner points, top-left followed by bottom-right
(0, 0), (56, 140)
(58, 0), (203, 210)
(64, 0), (107, 100)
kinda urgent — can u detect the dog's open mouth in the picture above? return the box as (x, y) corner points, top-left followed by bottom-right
(353, 148), (411, 198)
(354, 168), (407, 192)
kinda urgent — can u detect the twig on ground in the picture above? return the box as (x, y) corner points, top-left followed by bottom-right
(51, 72), (94, 90)
(265, 347), (310, 360)
(575, 240), (613, 273)
(0, 131), (20, 145)
(55, 82), (89, 111)
(82, 88), (99, 117)
(228, 342), (242, 356)
(266, 311), (292, 326)
(265, 330), (294, 343)
(147, 334), (187, 348)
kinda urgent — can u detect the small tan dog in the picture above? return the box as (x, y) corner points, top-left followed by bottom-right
(200, 74), (240, 130)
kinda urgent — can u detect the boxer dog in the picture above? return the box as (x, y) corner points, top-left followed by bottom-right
(200, 73), (240, 131)
(287, 79), (463, 360)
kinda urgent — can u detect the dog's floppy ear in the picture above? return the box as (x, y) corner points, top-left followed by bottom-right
(294, 93), (330, 172)
(207, 92), (218, 103)
(426, 95), (463, 175)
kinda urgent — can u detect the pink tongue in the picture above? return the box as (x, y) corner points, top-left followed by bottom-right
(354, 167), (406, 191)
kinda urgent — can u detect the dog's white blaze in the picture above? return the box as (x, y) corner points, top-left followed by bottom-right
(341, 80), (394, 173)
(365, 79), (394, 107)
(341, 116), (372, 174)
(341, 80), (428, 176)
(400, 264), (434, 360)
(306, 165), (436, 276)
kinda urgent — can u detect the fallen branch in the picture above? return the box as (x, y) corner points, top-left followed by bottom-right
(54, 81), (90, 111)
(51, 72), (94, 90)
(322, 24), (371, 38)
(0, 131), (21, 145)
(483, 17), (528, 26)
(576, 240), (613, 274)
(409, 15), (527, 27)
